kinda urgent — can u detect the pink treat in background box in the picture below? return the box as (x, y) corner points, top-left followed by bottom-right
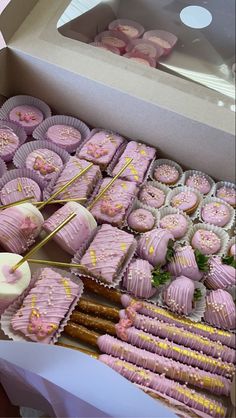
(126, 39), (163, 60)
(90, 42), (120, 55)
(143, 30), (177, 56)
(124, 52), (156, 67)
(108, 19), (144, 39)
(45, 124), (82, 152)
(25, 148), (63, 181)
(0, 177), (42, 205)
(9, 105), (44, 135)
(94, 30), (129, 54)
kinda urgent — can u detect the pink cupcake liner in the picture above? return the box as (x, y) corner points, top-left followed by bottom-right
(0, 95), (51, 135)
(125, 198), (159, 235)
(108, 19), (145, 39)
(0, 167), (47, 193)
(181, 170), (215, 197)
(143, 30), (178, 56)
(94, 30), (129, 54)
(76, 128), (128, 171)
(137, 180), (170, 210)
(185, 223), (229, 257)
(150, 158), (184, 186)
(198, 197), (235, 231)
(125, 39), (164, 61)
(0, 157), (7, 178)
(90, 42), (121, 55)
(123, 52), (156, 68)
(0, 267), (84, 344)
(158, 280), (206, 322)
(32, 115), (91, 154)
(13, 139), (70, 170)
(158, 205), (193, 242)
(0, 120), (27, 162)
(166, 186), (203, 221)
(71, 226), (137, 289)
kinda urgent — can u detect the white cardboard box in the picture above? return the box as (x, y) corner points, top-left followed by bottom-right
(0, 0), (235, 181)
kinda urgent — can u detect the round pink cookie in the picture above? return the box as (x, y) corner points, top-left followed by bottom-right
(160, 214), (188, 239)
(127, 208), (155, 233)
(171, 191), (198, 214)
(204, 289), (236, 330)
(229, 243), (236, 258)
(115, 24), (139, 38)
(139, 184), (165, 208)
(148, 36), (171, 49)
(191, 229), (221, 255)
(0, 177), (42, 205)
(101, 35), (126, 53)
(216, 186), (236, 207)
(9, 105), (44, 135)
(0, 127), (19, 162)
(201, 202), (231, 227)
(154, 164), (180, 185)
(163, 276), (195, 315)
(186, 174), (211, 195)
(25, 148), (63, 181)
(46, 124), (82, 153)
(130, 41), (159, 59)
(123, 258), (157, 299)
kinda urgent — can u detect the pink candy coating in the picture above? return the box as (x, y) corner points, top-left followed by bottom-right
(167, 245), (203, 281)
(191, 229), (221, 255)
(160, 214), (188, 239)
(127, 208), (155, 233)
(46, 124), (82, 153)
(171, 190), (198, 213)
(216, 186), (236, 207)
(0, 177), (41, 205)
(186, 174), (211, 195)
(143, 30), (177, 55)
(201, 201), (231, 227)
(137, 228), (174, 267)
(163, 276), (195, 315)
(204, 257), (236, 290)
(138, 184), (166, 208)
(204, 289), (236, 330)
(154, 164), (179, 185)
(109, 19), (144, 39)
(9, 105), (44, 135)
(25, 148), (63, 181)
(0, 127), (19, 162)
(123, 258), (157, 298)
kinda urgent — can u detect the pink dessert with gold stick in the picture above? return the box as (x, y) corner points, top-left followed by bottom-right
(0, 177), (42, 205)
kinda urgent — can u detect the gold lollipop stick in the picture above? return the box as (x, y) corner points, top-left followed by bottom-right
(0, 196), (35, 210)
(88, 158), (133, 210)
(34, 198), (87, 205)
(38, 163), (93, 210)
(28, 259), (83, 269)
(11, 212), (76, 272)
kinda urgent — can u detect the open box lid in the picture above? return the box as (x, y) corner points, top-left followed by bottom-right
(0, 0), (235, 181)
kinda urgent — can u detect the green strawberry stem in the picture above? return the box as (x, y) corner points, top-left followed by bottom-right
(194, 288), (202, 301)
(222, 256), (236, 269)
(151, 268), (171, 288)
(194, 249), (209, 272)
(166, 239), (175, 263)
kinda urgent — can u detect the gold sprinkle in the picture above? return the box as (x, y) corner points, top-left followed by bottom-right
(90, 249), (97, 267)
(61, 278), (72, 298)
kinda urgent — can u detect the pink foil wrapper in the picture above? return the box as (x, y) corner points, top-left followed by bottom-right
(0, 267), (84, 344)
(32, 115), (91, 154)
(0, 120), (27, 162)
(143, 30), (178, 56)
(108, 19), (145, 39)
(0, 157), (7, 178)
(0, 95), (51, 135)
(0, 167), (47, 194)
(71, 226), (137, 288)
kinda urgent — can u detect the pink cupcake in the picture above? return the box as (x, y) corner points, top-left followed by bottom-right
(163, 276), (198, 316)
(204, 256), (236, 290)
(191, 229), (221, 255)
(204, 290), (236, 330)
(137, 228), (174, 267)
(167, 245), (208, 281)
(95, 30), (129, 54)
(154, 164), (180, 185)
(109, 19), (144, 39)
(138, 184), (166, 208)
(159, 214), (188, 239)
(186, 173), (212, 195)
(201, 201), (231, 227)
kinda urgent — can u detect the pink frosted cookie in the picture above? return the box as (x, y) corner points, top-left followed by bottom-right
(127, 40), (159, 59)
(123, 259), (157, 299)
(51, 157), (102, 201)
(0, 203), (44, 254)
(25, 148), (63, 181)
(78, 131), (125, 169)
(9, 105), (44, 135)
(46, 124), (82, 153)
(171, 190), (199, 214)
(0, 177), (42, 205)
(109, 20), (144, 39)
(229, 243), (236, 258)
(97, 31), (128, 53)
(201, 202), (231, 227)
(154, 164), (180, 185)
(43, 202), (97, 255)
(127, 209), (155, 233)
(186, 174), (211, 195)
(167, 245), (206, 281)
(80, 224), (135, 284)
(204, 289), (236, 330)
(11, 268), (80, 343)
(112, 141), (156, 184)
(137, 228), (174, 267)
(163, 276), (196, 315)
(205, 257), (236, 290)
(160, 214), (188, 239)
(91, 178), (137, 227)
(216, 186), (236, 208)
(138, 184), (166, 208)
(0, 127), (19, 162)
(191, 229), (221, 255)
